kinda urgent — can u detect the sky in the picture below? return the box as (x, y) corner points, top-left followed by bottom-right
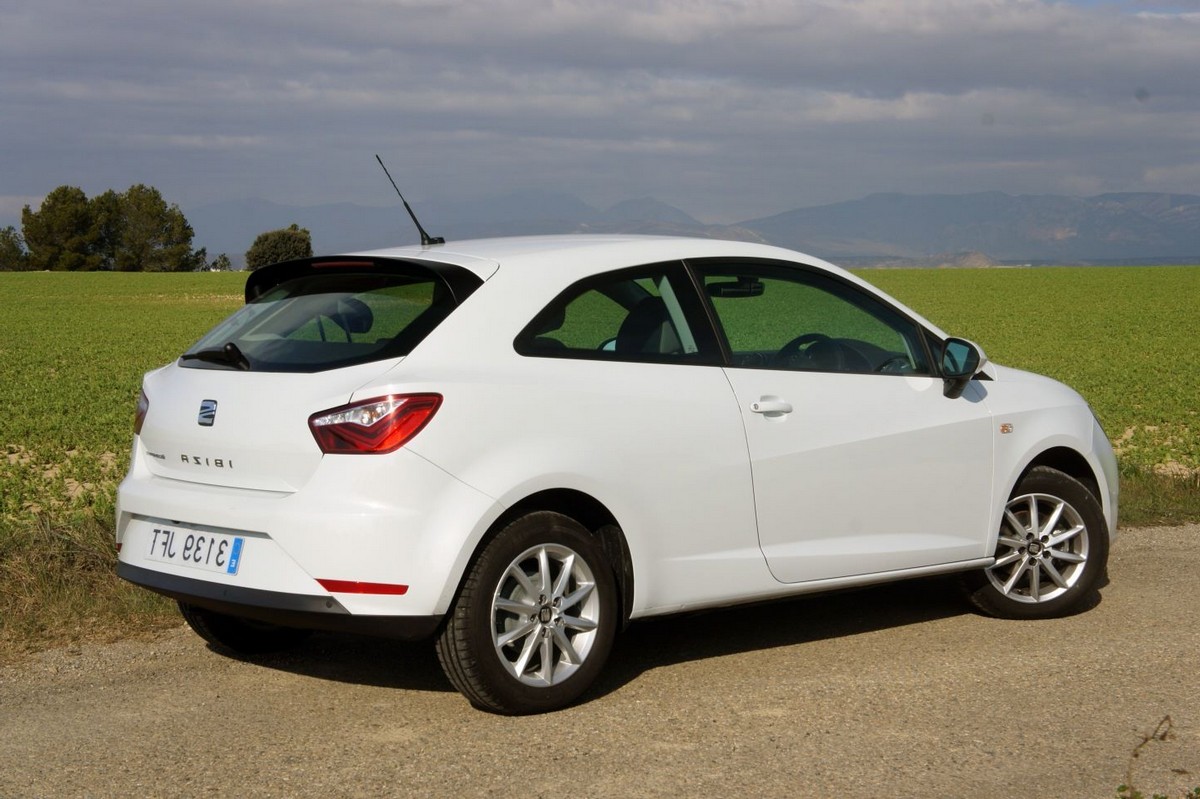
(3, 0), (1199, 228)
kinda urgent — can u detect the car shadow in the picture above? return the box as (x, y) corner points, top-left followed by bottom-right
(210, 633), (454, 693)
(589, 575), (971, 701)
(215, 574), (975, 699)
(593, 575), (1105, 704)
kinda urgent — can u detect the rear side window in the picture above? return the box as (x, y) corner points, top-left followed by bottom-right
(514, 263), (720, 365)
(182, 268), (462, 373)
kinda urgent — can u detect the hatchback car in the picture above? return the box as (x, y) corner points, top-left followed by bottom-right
(116, 235), (1117, 714)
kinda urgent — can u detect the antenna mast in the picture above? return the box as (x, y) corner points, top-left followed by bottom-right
(375, 155), (444, 246)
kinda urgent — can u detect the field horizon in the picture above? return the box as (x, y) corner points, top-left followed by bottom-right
(2, 266), (1197, 658)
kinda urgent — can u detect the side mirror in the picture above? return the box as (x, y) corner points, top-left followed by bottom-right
(941, 338), (986, 399)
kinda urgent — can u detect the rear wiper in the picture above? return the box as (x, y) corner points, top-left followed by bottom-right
(179, 341), (251, 371)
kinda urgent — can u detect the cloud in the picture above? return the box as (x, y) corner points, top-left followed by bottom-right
(1, 0), (1198, 226)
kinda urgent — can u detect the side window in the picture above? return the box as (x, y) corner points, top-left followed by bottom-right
(696, 263), (931, 375)
(515, 264), (718, 364)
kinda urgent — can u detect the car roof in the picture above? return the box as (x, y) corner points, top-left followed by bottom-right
(335, 234), (949, 340)
(346, 234), (835, 282)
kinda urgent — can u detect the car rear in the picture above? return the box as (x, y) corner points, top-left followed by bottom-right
(115, 254), (494, 637)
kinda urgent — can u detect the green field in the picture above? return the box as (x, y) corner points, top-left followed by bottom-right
(866, 267), (1200, 481)
(0, 272), (246, 653)
(1, 266), (1197, 656)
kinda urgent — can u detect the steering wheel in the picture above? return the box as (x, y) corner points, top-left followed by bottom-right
(777, 332), (829, 356)
(774, 332), (833, 368)
(875, 355), (912, 374)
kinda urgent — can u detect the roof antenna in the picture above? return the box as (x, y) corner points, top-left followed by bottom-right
(375, 154), (444, 246)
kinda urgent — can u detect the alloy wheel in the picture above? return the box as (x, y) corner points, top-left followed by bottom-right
(490, 543), (602, 686)
(986, 492), (1090, 603)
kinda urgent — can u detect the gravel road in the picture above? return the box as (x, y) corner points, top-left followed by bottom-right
(2, 525), (1197, 798)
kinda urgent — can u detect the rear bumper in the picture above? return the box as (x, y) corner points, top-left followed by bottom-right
(118, 562), (443, 640)
(117, 441), (502, 618)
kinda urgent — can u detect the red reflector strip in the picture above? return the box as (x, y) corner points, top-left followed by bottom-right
(317, 579), (409, 595)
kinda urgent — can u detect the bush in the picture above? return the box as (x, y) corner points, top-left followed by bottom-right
(245, 224), (313, 270)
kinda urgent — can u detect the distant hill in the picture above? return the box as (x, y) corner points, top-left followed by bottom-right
(739, 191), (1200, 262)
(185, 190), (1200, 268)
(850, 251), (1003, 269)
(596, 197), (702, 226)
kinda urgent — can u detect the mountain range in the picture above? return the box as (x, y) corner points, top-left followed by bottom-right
(186, 190), (1200, 268)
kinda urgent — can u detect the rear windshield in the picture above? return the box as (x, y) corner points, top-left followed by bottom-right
(181, 269), (461, 373)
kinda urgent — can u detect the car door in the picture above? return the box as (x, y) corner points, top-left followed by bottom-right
(692, 259), (996, 584)
(511, 261), (767, 609)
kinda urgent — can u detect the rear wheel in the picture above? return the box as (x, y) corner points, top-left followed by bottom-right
(961, 466), (1109, 619)
(178, 601), (311, 654)
(435, 512), (618, 715)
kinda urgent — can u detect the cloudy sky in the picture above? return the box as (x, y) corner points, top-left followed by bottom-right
(2, 0), (1198, 227)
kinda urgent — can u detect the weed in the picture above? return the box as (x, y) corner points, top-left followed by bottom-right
(1120, 467), (1200, 527)
(1116, 716), (1200, 799)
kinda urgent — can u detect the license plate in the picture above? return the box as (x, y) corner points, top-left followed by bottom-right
(146, 525), (244, 575)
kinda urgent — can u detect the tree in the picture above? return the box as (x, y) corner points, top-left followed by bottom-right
(89, 189), (125, 271)
(0, 226), (29, 271)
(21, 186), (100, 271)
(115, 184), (200, 272)
(187, 249), (210, 272)
(208, 253), (233, 271)
(20, 184), (205, 271)
(245, 224), (313, 270)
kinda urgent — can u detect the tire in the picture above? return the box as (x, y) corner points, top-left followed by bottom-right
(178, 601), (312, 655)
(961, 466), (1109, 619)
(435, 511), (618, 715)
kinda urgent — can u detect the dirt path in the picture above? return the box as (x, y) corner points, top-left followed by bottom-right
(2, 526), (1198, 798)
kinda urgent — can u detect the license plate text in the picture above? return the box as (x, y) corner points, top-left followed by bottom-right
(148, 527), (243, 575)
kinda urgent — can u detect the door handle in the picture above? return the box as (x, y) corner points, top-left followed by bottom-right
(750, 397), (793, 415)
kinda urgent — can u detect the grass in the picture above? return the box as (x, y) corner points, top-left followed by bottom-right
(868, 267), (1200, 468)
(0, 512), (177, 654)
(866, 266), (1200, 524)
(0, 272), (244, 659)
(1, 266), (1197, 659)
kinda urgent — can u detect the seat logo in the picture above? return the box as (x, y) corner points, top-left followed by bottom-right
(198, 399), (218, 427)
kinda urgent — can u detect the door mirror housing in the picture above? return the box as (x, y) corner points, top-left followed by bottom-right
(941, 338), (986, 398)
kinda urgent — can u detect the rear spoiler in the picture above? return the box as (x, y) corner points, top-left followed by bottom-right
(243, 256), (482, 305)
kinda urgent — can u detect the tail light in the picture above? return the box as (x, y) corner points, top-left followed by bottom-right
(134, 389), (150, 435)
(308, 394), (442, 454)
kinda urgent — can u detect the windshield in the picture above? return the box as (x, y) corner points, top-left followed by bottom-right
(182, 269), (458, 373)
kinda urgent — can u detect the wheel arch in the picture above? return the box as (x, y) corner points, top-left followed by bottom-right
(469, 489), (635, 629)
(1015, 446), (1102, 504)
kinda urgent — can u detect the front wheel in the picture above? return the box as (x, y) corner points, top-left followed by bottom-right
(435, 512), (618, 715)
(961, 466), (1109, 619)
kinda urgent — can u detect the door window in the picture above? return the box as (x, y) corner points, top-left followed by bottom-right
(696, 262), (931, 375)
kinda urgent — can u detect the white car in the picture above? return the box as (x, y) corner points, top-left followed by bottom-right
(116, 235), (1118, 714)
